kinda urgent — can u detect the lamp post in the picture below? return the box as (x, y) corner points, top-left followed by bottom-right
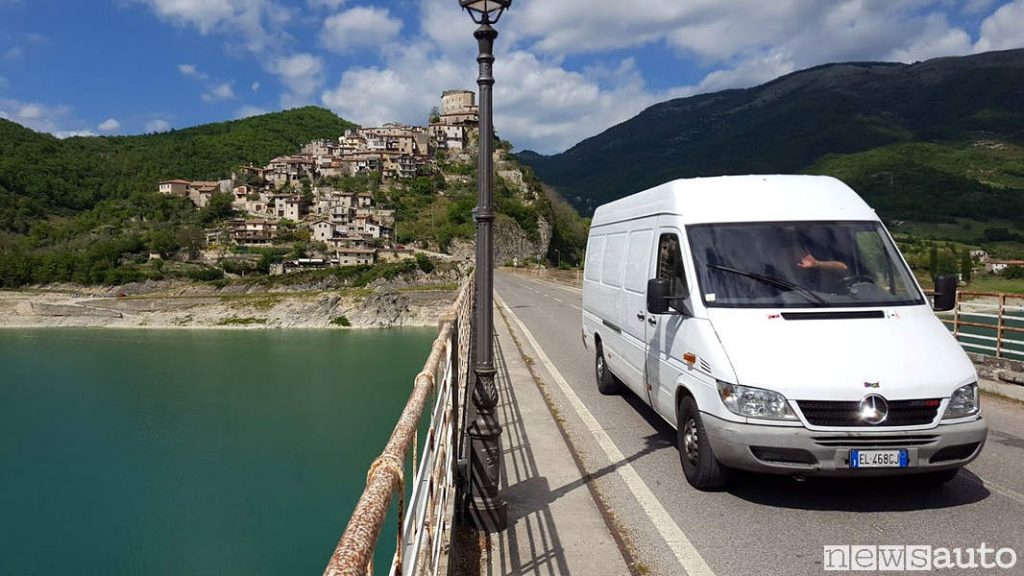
(460, 0), (510, 534)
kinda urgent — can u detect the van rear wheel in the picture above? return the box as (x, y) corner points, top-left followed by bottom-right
(594, 342), (620, 395)
(678, 395), (730, 490)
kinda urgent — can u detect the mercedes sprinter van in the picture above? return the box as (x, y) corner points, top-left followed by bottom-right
(581, 175), (986, 489)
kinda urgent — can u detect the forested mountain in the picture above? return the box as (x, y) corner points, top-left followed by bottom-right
(0, 107), (357, 233)
(518, 49), (1024, 224)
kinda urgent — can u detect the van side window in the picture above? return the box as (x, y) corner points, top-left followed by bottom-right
(584, 236), (604, 282)
(657, 233), (688, 297)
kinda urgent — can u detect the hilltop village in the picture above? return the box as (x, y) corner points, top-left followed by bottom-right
(157, 90), (480, 274)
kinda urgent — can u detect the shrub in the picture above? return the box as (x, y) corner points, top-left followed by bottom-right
(1004, 266), (1024, 279)
(188, 267), (225, 281)
(331, 316), (351, 327)
(415, 253), (435, 273)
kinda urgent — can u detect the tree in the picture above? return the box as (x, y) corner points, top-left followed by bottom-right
(929, 245), (938, 277)
(1005, 266), (1024, 279)
(960, 249), (973, 282)
(200, 192), (235, 223)
(176, 226), (205, 260)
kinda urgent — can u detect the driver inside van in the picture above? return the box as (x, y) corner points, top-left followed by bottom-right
(797, 248), (848, 272)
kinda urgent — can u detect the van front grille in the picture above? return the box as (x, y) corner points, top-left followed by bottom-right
(812, 435), (938, 448)
(797, 399), (940, 427)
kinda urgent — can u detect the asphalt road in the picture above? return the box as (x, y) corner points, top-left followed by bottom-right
(495, 270), (1024, 576)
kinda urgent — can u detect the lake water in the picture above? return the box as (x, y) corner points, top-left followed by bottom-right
(0, 327), (437, 575)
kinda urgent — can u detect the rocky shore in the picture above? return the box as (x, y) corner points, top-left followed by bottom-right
(0, 275), (462, 330)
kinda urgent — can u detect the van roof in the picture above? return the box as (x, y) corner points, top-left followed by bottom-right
(590, 175), (878, 227)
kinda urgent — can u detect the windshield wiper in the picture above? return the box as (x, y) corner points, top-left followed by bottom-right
(707, 264), (830, 306)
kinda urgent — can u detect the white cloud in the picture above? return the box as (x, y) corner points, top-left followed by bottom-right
(98, 118), (121, 132)
(320, 6), (402, 53)
(887, 13), (973, 62)
(0, 98), (87, 136)
(16, 102), (44, 120)
(236, 104), (269, 118)
(145, 119), (172, 132)
(202, 82), (235, 101)
(54, 130), (97, 138)
(268, 52), (323, 106)
(251, 81), (260, 91)
(4, 46), (23, 60)
(974, 0), (1024, 52)
(134, 0), (291, 54)
(963, 0), (997, 14)
(135, 0), (235, 33)
(307, 0), (344, 8)
(177, 63), (208, 79)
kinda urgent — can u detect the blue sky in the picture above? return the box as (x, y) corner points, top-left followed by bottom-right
(1, 0), (1023, 153)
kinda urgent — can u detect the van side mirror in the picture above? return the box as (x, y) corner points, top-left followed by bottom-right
(647, 279), (670, 314)
(647, 278), (682, 314)
(933, 275), (957, 312)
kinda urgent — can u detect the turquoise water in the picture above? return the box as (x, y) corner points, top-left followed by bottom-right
(0, 328), (437, 575)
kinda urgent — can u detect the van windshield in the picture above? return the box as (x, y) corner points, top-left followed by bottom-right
(687, 221), (924, 308)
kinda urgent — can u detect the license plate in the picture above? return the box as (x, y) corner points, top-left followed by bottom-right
(850, 449), (909, 468)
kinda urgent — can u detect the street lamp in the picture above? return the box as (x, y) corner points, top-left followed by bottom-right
(461, 0), (510, 534)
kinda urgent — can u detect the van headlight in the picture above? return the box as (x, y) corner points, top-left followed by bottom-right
(717, 381), (797, 420)
(943, 383), (980, 419)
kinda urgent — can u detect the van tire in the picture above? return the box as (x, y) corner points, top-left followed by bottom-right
(677, 395), (730, 490)
(594, 342), (620, 395)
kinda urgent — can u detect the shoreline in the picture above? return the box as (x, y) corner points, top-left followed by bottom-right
(0, 283), (458, 330)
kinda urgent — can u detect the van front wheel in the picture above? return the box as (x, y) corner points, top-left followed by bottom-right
(595, 342), (620, 395)
(678, 395), (730, 490)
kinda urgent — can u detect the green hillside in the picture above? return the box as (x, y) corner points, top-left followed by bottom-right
(519, 49), (1024, 224)
(0, 107), (357, 233)
(0, 108), (588, 287)
(807, 140), (1024, 223)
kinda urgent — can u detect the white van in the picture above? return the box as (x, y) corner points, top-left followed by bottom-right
(581, 175), (987, 489)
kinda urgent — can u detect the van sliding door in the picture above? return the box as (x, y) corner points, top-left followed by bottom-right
(618, 224), (656, 400)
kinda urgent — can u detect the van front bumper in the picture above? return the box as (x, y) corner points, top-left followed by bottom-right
(701, 413), (988, 476)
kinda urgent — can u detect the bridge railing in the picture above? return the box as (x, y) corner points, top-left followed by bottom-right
(322, 278), (473, 576)
(939, 291), (1024, 361)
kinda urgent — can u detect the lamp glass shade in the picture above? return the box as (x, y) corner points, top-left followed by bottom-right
(460, 0), (510, 16)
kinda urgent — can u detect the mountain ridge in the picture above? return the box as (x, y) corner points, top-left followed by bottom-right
(518, 49), (1024, 221)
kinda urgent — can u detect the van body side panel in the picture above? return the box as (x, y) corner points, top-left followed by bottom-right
(581, 233), (606, 361)
(619, 224), (656, 401)
(600, 227), (640, 394)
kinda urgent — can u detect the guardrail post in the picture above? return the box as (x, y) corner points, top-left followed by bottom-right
(953, 290), (962, 342)
(997, 294), (1006, 358)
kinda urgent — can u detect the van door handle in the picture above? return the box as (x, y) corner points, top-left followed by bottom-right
(647, 317), (657, 326)
(636, 312), (645, 320)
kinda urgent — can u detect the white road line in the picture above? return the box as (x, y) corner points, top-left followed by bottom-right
(496, 294), (717, 576)
(529, 277), (584, 294)
(501, 275), (582, 311)
(968, 474), (1024, 507)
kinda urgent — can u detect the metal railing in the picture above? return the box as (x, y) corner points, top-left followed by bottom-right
(322, 278), (473, 576)
(940, 291), (1024, 361)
